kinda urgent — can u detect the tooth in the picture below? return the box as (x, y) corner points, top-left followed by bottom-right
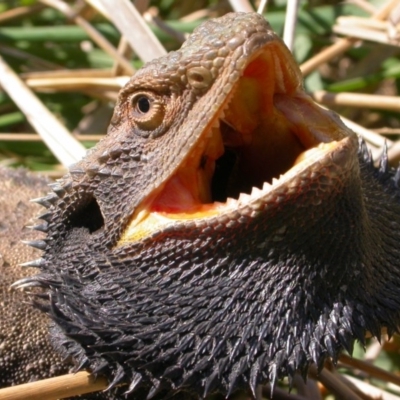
(238, 192), (251, 202)
(272, 177), (279, 185)
(226, 197), (237, 205)
(263, 181), (272, 190)
(250, 187), (262, 197)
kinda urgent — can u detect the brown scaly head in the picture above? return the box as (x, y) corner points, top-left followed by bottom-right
(16, 12), (400, 398)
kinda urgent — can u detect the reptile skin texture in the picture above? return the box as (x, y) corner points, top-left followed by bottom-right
(9, 12), (400, 399)
(0, 168), (68, 386)
(0, 168), (118, 399)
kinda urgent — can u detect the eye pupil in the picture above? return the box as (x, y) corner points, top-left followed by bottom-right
(130, 92), (166, 137)
(137, 96), (151, 113)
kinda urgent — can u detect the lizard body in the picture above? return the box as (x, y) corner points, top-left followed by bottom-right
(11, 12), (400, 399)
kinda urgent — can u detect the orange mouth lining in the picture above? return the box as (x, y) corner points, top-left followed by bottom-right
(119, 43), (347, 244)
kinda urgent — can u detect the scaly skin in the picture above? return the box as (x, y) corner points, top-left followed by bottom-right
(0, 168), (115, 399)
(0, 168), (68, 386)
(17, 12), (400, 399)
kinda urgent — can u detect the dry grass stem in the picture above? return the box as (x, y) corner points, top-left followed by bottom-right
(0, 4), (45, 23)
(257, 0), (269, 14)
(336, 16), (398, 32)
(364, 338), (385, 361)
(308, 365), (363, 400)
(282, 0), (300, 51)
(332, 371), (376, 400)
(339, 353), (400, 387)
(145, 8), (186, 44)
(24, 76), (129, 91)
(300, 0), (400, 76)
(0, 371), (108, 400)
(89, 0), (166, 62)
(362, 0), (400, 21)
(333, 25), (400, 46)
(293, 374), (323, 399)
(389, 3), (400, 26)
(180, 9), (211, 22)
(112, 37), (134, 76)
(300, 37), (359, 77)
(338, 114), (392, 149)
(312, 91), (400, 111)
(0, 133), (104, 142)
(344, 375), (400, 400)
(39, 0), (135, 75)
(314, 105), (389, 159)
(375, 128), (400, 135)
(20, 68), (125, 102)
(21, 69), (115, 79)
(0, 56), (86, 167)
(228, 0), (254, 13)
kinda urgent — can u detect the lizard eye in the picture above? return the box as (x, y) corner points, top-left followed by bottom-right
(130, 92), (165, 133)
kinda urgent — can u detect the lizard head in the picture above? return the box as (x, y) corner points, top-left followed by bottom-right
(110, 13), (357, 244)
(20, 12), (400, 399)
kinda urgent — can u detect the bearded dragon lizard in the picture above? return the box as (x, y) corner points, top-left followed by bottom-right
(6, 12), (400, 399)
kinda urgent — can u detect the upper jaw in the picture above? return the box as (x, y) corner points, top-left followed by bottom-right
(118, 38), (357, 245)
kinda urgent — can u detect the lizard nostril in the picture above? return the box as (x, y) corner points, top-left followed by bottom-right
(68, 194), (104, 234)
(186, 66), (212, 89)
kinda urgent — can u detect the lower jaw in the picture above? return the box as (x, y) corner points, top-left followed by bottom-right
(118, 138), (345, 245)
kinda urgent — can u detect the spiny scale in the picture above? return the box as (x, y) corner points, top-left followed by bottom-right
(36, 211), (53, 222)
(379, 142), (389, 175)
(11, 276), (42, 290)
(21, 239), (47, 251)
(30, 194), (58, 209)
(48, 182), (66, 198)
(26, 223), (49, 233)
(86, 165), (100, 177)
(19, 258), (45, 268)
(358, 138), (372, 165)
(69, 166), (85, 176)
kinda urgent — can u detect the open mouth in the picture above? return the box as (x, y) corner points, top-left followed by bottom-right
(119, 42), (350, 244)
